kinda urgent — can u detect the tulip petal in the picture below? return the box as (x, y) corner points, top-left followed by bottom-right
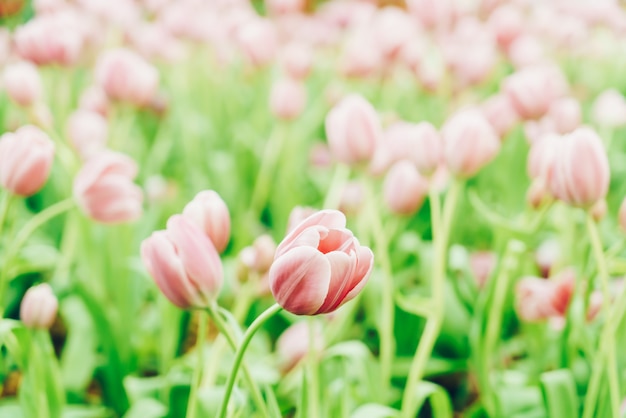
(269, 246), (331, 315)
(275, 209), (346, 257)
(343, 245), (374, 302)
(316, 251), (357, 314)
(317, 228), (356, 254)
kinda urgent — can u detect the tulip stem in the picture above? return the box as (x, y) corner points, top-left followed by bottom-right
(217, 303), (282, 418)
(0, 192), (12, 240)
(400, 181), (461, 418)
(582, 215), (620, 418)
(0, 197), (75, 315)
(307, 318), (320, 418)
(323, 164), (350, 210)
(186, 310), (207, 418)
(249, 124), (287, 217)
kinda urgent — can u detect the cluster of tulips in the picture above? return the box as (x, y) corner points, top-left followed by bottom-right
(2, 0), (626, 417)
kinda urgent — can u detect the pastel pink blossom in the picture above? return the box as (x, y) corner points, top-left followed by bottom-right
(406, 0), (456, 32)
(442, 108), (500, 178)
(276, 321), (324, 372)
(73, 151), (143, 223)
(281, 43), (313, 80)
(340, 29), (383, 78)
(182, 190), (231, 253)
(503, 65), (568, 120)
(236, 18), (278, 68)
(469, 251), (496, 288)
(371, 7), (417, 60)
(79, 85), (110, 117)
(269, 78), (307, 121)
(269, 209), (373, 315)
(20, 283), (58, 329)
(487, 5), (524, 50)
(535, 239), (561, 278)
(516, 271), (574, 322)
(383, 160), (429, 216)
(3, 61), (43, 108)
(481, 94), (519, 138)
(548, 127), (610, 208)
(95, 48), (159, 107)
(338, 181), (365, 216)
(507, 35), (546, 69)
(526, 133), (560, 180)
(0, 125), (54, 196)
(240, 234), (277, 276)
(141, 215), (223, 309)
(287, 206), (317, 233)
(546, 97), (581, 134)
(325, 94), (382, 165)
(592, 89), (626, 128)
(66, 109), (108, 159)
(266, 0), (305, 16)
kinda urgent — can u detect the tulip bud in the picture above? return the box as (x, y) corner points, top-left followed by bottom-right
(15, 14), (84, 66)
(548, 127), (609, 208)
(0, 125), (55, 196)
(141, 215), (223, 309)
(281, 43), (313, 80)
(442, 108), (500, 178)
(590, 199), (607, 222)
(20, 283), (58, 329)
(527, 133), (560, 180)
(236, 19), (278, 68)
(266, 0), (305, 16)
(469, 251), (496, 288)
(502, 65), (567, 120)
(487, 5), (524, 50)
(383, 161), (429, 216)
(66, 109), (108, 159)
(3, 61), (43, 108)
(515, 277), (556, 322)
(276, 321), (324, 372)
(325, 94), (382, 165)
(269, 78), (307, 121)
(79, 85), (110, 117)
(546, 97), (581, 134)
(338, 180), (365, 216)
(535, 239), (560, 278)
(340, 29), (383, 79)
(526, 179), (551, 209)
(182, 190), (230, 253)
(592, 89), (626, 129)
(73, 151), (143, 223)
(95, 48), (159, 107)
(240, 234), (277, 276)
(371, 7), (416, 60)
(587, 290), (603, 322)
(481, 94), (519, 138)
(507, 35), (546, 69)
(269, 210), (373, 315)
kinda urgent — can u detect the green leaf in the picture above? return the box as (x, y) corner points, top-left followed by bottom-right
(123, 399), (167, 418)
(395, 293), (433, 318)
(539, 369), (579, 418)
(351, 403), (400, 418)
(413, 381), (453, 418)
(297, 369), (309, 418)
(263, 384), (282, 417)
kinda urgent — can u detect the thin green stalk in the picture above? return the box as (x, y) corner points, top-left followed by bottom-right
(186, 311), (208, 418)
(249, 124), (288, 216)
(323, 164), (351, 210)
(307, 318), (320, 418)
(0, 192), (12, 238)
(400, 182), (461, 418)
(583, 215), (620, 417)
(208, 303), (275, 418)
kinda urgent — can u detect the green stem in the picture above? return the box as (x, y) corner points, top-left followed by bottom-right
(0, 192), (12, 239)
(480, 240), (526, 416)
(583, 215), (620, 418)
(307, 318), (320, 418)
(186, 311), (208, 418)
(323, 164), (351, 210)
(400, 182), (461, 418)
(208, 303), (273, 418)
(249, 124), (288, 216)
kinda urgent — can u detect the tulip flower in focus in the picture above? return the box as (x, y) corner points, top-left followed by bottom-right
(269, 209), (373, 315)
(182, 190), (231, 253)
(20, 283), (58, 329)
(73, 150), (143, 223)
(0, 125), (55, 196)
(141, 215), (223, 309)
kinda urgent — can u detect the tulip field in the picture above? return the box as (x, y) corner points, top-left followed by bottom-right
(3, 0), (626, 417)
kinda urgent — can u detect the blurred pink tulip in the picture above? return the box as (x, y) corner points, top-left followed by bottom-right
(269, 209), (373, 315)
(66, 109), (108, 160)
(481, 94), (519, 138)
(469, 251), (496, 288)
(592, 89), (626, 128)
(73, 151), (143, 223)
(507, 35), (546, 69)
(340, 29), (383, 78)
(79, 85), (110, 117)
(34, 0), (69, 14)
(240, 234), (277, 276)
(527, 133), (560, 180)
(587, 290), (603, 322)
(141, 215), (223, 309)
(619, 197), (626, 232)
(487, 5), (524, 50)
(20, 283), (58, 329)
(442, 108), (500, 178)
(287, 206), (317, 233)
(548, 127), (609, 208)
(546, 97), (581, 134)
(383, 161), (429, 216)
(3, 61), (43, 108)
(338, 180), (365, 216)
(371, 7), (416, 60)
(269, 78), (307, 121)
(516, 271), (574, 322)
(325, 94), (381, 165)
(236, 18), (278, 68)
(95, 48), (159, 107)
(266, 0), (305, 16)
(0, 125), (54, 197)
(406, 0), (456, 32)
(276, 321), (324, 372)
(503, 65), (568, 120)
(535, 239), (560, 278)
(182, 190), (231, 253)
(281, 43), (313, 80)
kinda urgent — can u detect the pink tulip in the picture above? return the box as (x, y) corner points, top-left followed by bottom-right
(592, 89), (626, 128)
(20, 283), (58, 329)
(526, 133), (560, 180)
(281, 43), (313, 80)
(442, 108), (500, 178)
(503, 65), (568, 120)
(371, 7), (417, 60)
(487, 5), (524, 50)
(338, 180), (365, 216)
(236, 18), (278, 68)
(79, 85), (110, 117)
(0, 126), (54, 196)
(548, 127), (609, 208)
(73, 151), (143, 223)
(469, 251), (496, 288)
(240, 234), (277, 276)
(383, 161), (429, 216)
(546, 97), (581, 134)
(3, 62), (43, 108)
(269, 78), (307, 121)
(269, 209), (373, 315)
(619, 197), (626, 232)
(340, 29), (383, 78)
(141, 215), (223, 309)
(95, 48), (159, 107)
(276, 321), (324, 372)
(481, 94), (519, 138)
(266, 0), (305, 16)
(406, 0), (456, 32)
(516, 271), (574, 323)
(182, 190), (230, 253)
(587, 290), (603, 322)
(286, 206), (317, 233)
(535, 239), (561, 278)
(66, 109), (108, 159)
(325, 94), (382, 165)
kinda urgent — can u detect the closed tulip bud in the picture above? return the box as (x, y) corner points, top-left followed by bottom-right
(95, 48), (159, 107)
(547, 97), (581, 134)
(442, 108), (500, 178)
(527, 133), (560, 180)
(266, 0), (305, 16)
(338, 181), (365, 216)
(406, 0), (456, 32)
(240, 234), (277, 276)
(383, 161), (429, 216)
(276, 321), (324, 372)
(281, 43), (313, 80)
(3, 61), (43, 107)
(73, 151), (143, 223)
(548, 127), (609, 208)
(66, 109), (108, 159)
(20, 283), (58, 329)
(340, 29), (383, 78)
(591, 199), (607, 222)
(515, 277), (557, 322)
(592, 89), (626, 128)
(469, 251), (496, 288)
(141, 215), (223, 309)
(325, 94), (382, 165)
(269, 210), (373, 315)
(481, 94), (519, 138)
(236, 19), (277, 68)
(507, 35), (546, 69)
(526, 179), (551, 209)
(269, 78), (307, 121)
(503, 65), (567, 120)
(15, 14), (84, 66)
(182, 190), (230, 253)
(487, 5), (523, 50)
(0, 125), (54, 196)
(372, 7), (416, 60)
(79, 85), (110, 117)
(535, 239), (560, 278)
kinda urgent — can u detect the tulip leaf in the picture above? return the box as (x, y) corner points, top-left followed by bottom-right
(539, 369), (579, 418)
(395, 292), (434, 318)
(123, 399), (167, 418)
(351, 403), (400, 418)
(411, 381), (453, 418)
